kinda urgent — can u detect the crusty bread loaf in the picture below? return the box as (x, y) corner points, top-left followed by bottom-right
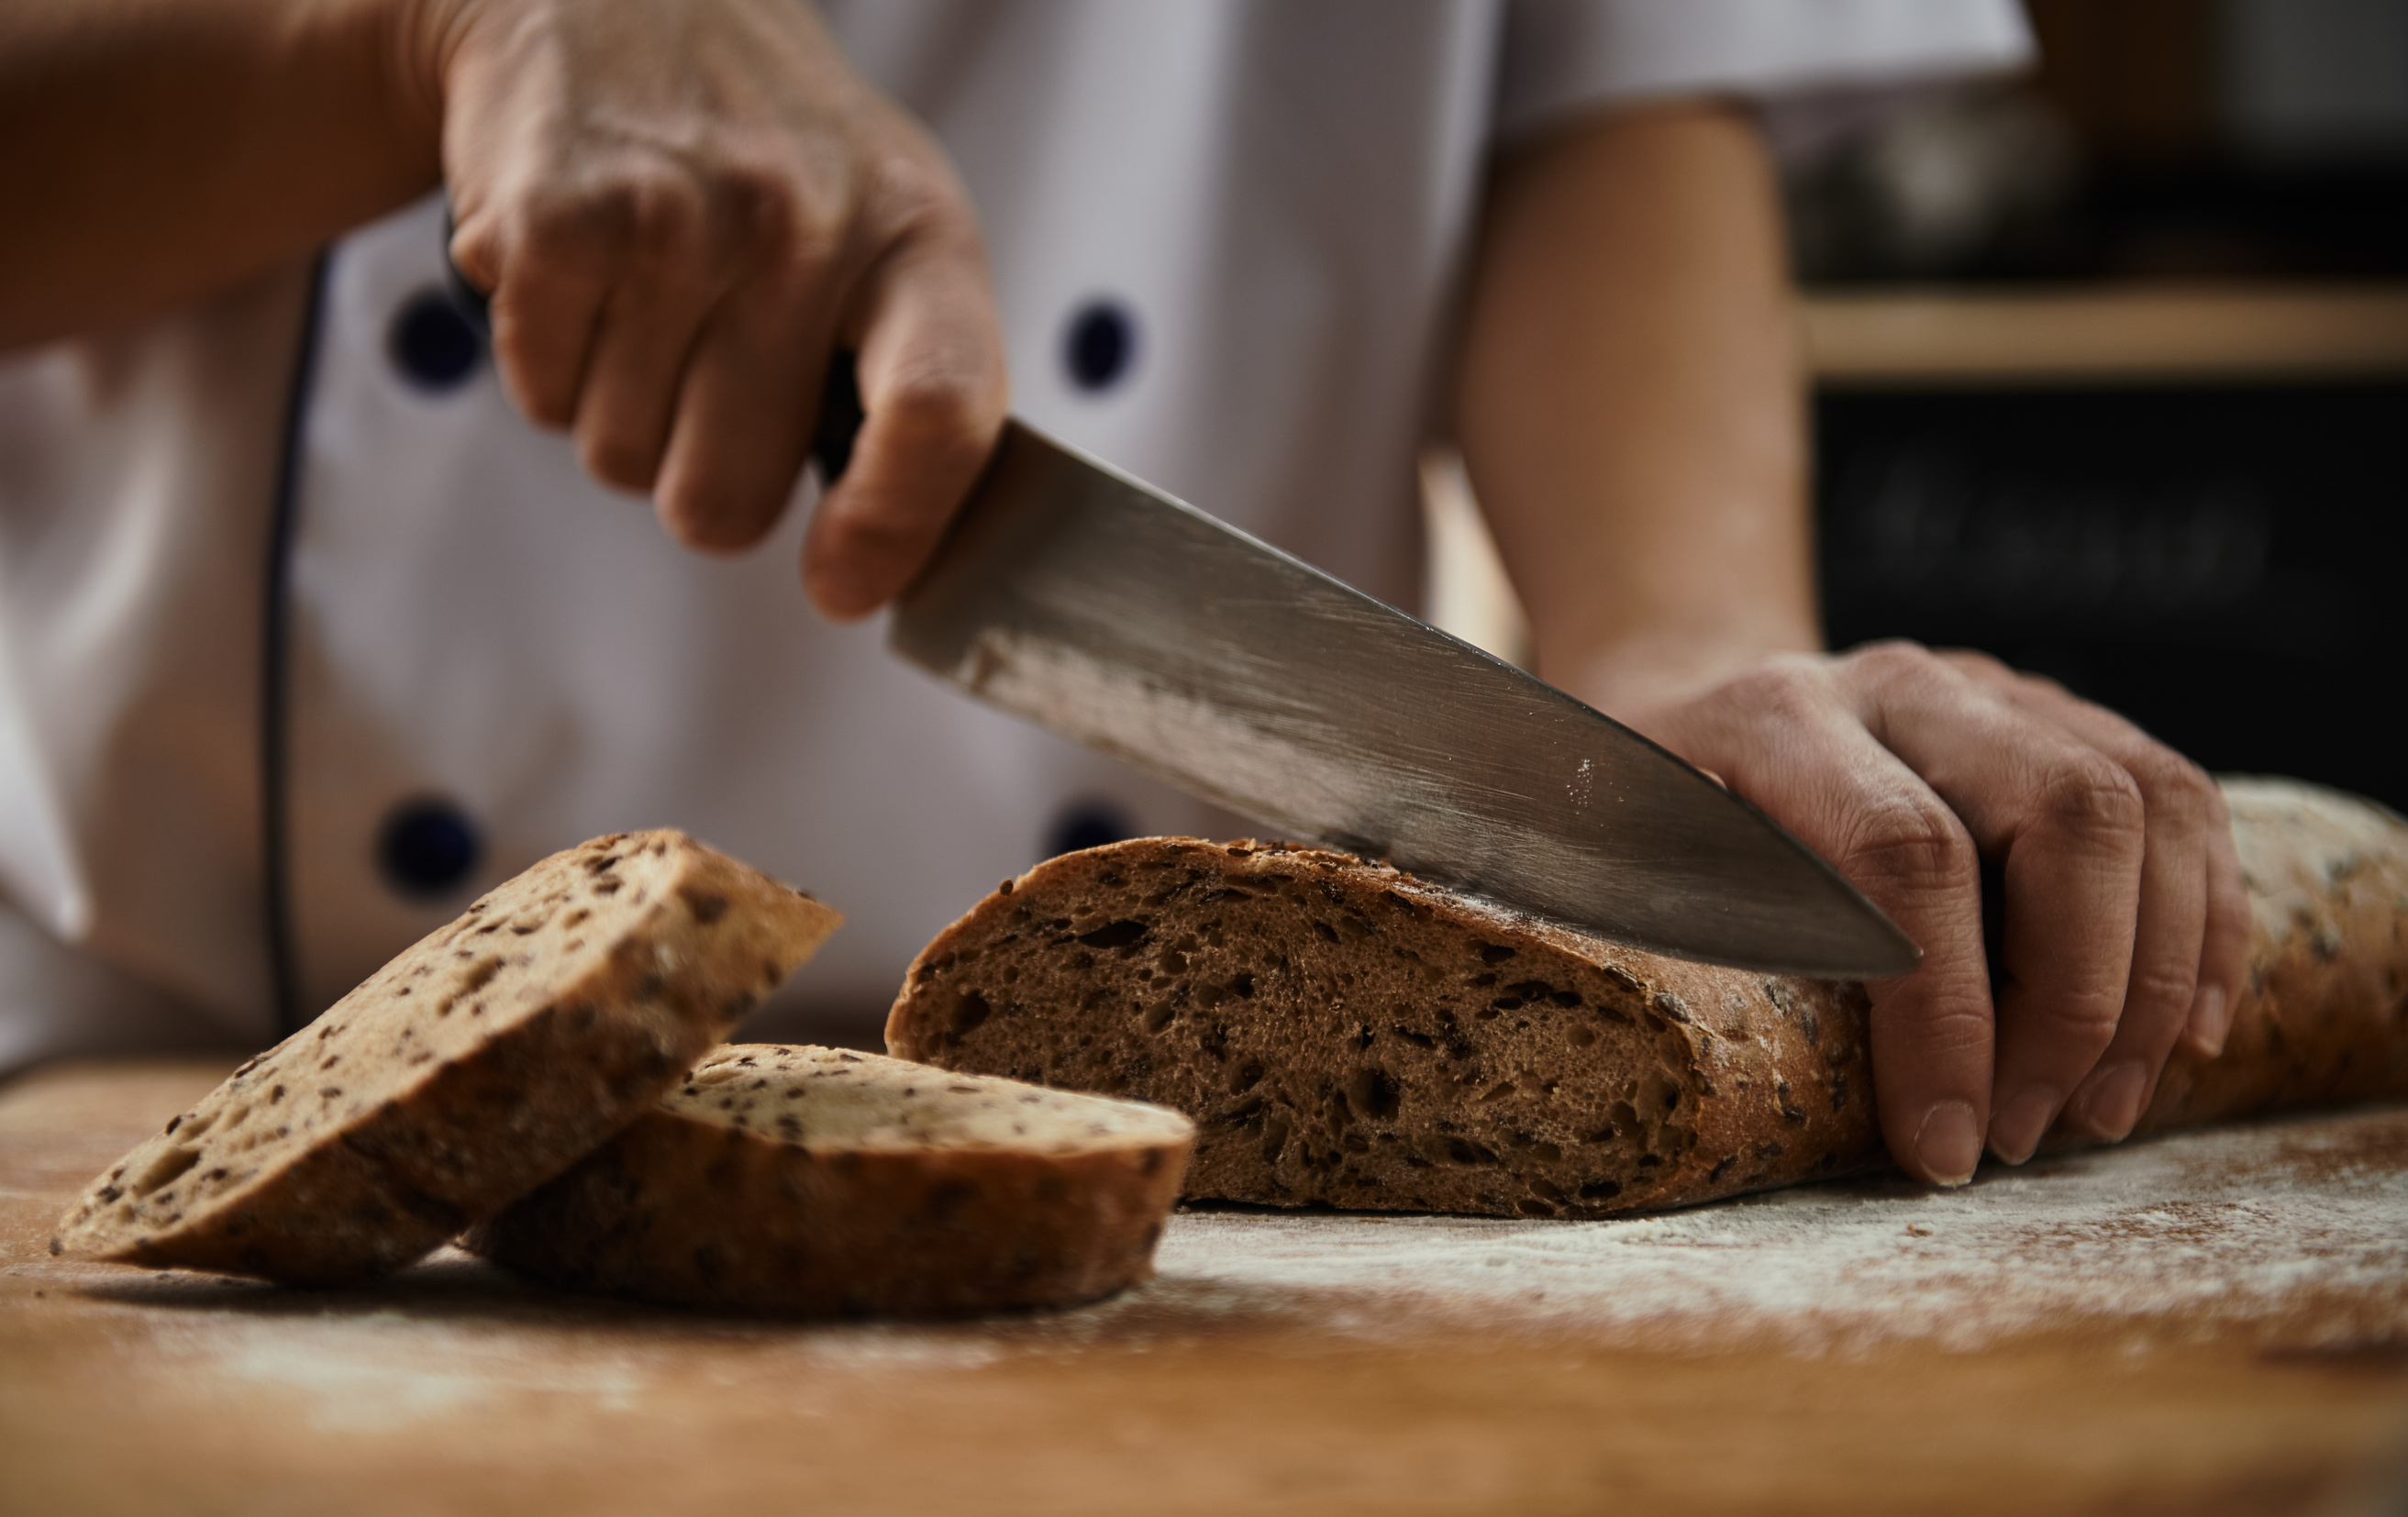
(53, 832), (841, 1284)
(466, 1044), (1195, 1316)
(885, 779), (2408, 1218)
(2133, 779), (2408, 1134)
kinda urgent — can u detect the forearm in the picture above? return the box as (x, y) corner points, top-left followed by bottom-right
(0, 0), (445, 348)
(1451, 102), (1816, 719)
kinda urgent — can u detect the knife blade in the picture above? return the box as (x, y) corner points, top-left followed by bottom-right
(851, 407), (1915, 977)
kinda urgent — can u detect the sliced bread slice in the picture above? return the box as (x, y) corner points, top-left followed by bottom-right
(53, 832), (840, 1285)
(466, 1044), (1195, 1316)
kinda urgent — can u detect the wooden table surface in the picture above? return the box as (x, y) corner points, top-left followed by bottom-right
(4, 1058), (2404, 1517)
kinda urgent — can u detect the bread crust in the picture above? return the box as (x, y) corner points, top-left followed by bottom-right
(467, 1046), (1194, 1316)
(885, 780), (2408, 1217)
(2133, 780), (2408, 1135)
(53, 833), (840, 1284)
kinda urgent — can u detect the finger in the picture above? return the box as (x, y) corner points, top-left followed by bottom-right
(1978, 672), (2213, 1140)
(1642, 657), (1995, 1187)
(651, 280), (832, 554)
(2184, 781), (2250, 1058)
(800, 232), (1008, 620)
(452, 206), (610, 431)
(1851, 645), (2147, 1163)
(572, 265), (726, 497)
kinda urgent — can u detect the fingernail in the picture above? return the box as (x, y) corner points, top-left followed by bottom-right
(2074, 1060), (2150, 1140)
(2192, 983), (2232, 1057)
(1988, 1087), (2061, 1165)
(1914, 1100), (1982, 1187)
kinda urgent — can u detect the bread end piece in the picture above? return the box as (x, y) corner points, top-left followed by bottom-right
(54, 832), (841, 1284)
(468, 1045), (1193, 1316)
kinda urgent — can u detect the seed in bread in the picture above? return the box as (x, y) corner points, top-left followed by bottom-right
(467, 1045), (1194, 1316)
(52, 832), (841, 1285)
(883, 780), (2408, 1218)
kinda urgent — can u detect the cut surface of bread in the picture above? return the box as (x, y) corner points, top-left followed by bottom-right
(54, 833), (840, 1284)
(887, 837), (1873, 1217)
(885, 780), (2408, 1218)
(467, 1045), (1194, 1316)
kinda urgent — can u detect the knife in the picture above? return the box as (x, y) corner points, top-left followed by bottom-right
(446, 260), (1903, 972)
(816, 362), (1919, 979)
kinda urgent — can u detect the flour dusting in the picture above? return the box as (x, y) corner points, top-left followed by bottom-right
(1133, 1105), (2408, 1352)
(32, 1105), (2407, 1431)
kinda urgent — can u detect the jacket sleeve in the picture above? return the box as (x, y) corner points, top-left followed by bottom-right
(1495, 0), (2034, 141)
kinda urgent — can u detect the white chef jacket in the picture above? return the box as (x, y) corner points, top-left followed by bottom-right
(0, 0), (2027, 1072)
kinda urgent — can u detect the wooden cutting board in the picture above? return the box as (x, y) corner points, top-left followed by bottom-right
(3, 1057), (2403, 1517)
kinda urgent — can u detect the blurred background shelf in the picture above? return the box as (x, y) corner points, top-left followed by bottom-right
(1430, 0), (2408, 812)
(1803, 282), (2408, 385)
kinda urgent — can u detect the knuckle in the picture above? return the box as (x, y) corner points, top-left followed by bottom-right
(703, 154), (823, 268)
(1840, 637), (1937, 685)
(623, 175), (708, 262)
(2125, 961), (2202, 1021)
(1892, 999), (1994, 1060)
(867, 137), (975, 225)
(2034, 985), (2126, 1046)
(1936, 646), (2011, 681)
(1838, 794), (1976, 896)
(1712, 654), (1829, 724)
(518, 189), (630, 270)
(521, 172), (707, 275)
(877, 364), (997, 448)
(2127, 747), (2214, 814)
(2034, 754), (2146, 838)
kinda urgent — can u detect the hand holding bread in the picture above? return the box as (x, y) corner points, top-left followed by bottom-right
(1564, 640), (2252, 1187)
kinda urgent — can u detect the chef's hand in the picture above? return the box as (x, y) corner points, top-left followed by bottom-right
(1584, 644), (2251, 1181)
(1454, 103), (2252, 1184)
(435, 0), (1008, 617)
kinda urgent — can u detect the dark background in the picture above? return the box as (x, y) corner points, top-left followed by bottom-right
(1797, 0), (2407, 811)
(1815, 382), (2405, 810)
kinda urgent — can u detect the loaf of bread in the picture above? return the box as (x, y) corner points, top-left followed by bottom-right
(885, 779), (2408, 1218)
(2133, 780), (2408, 1134)
(466, 1044), (1195, 1315)
(53, 832), (841, 1284)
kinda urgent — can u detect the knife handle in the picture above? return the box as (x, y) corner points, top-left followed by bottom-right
(442, 206), (866, 486)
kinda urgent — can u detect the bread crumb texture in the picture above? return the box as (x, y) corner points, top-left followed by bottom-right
(468, 1045), (1193, 1316)
(886, 837), (1874, 1217)
(53, 832), (840, 1285)
(885, 780), (2408, 1218)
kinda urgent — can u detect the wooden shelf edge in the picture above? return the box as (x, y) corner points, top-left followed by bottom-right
(1802, 283), (2408, 386)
